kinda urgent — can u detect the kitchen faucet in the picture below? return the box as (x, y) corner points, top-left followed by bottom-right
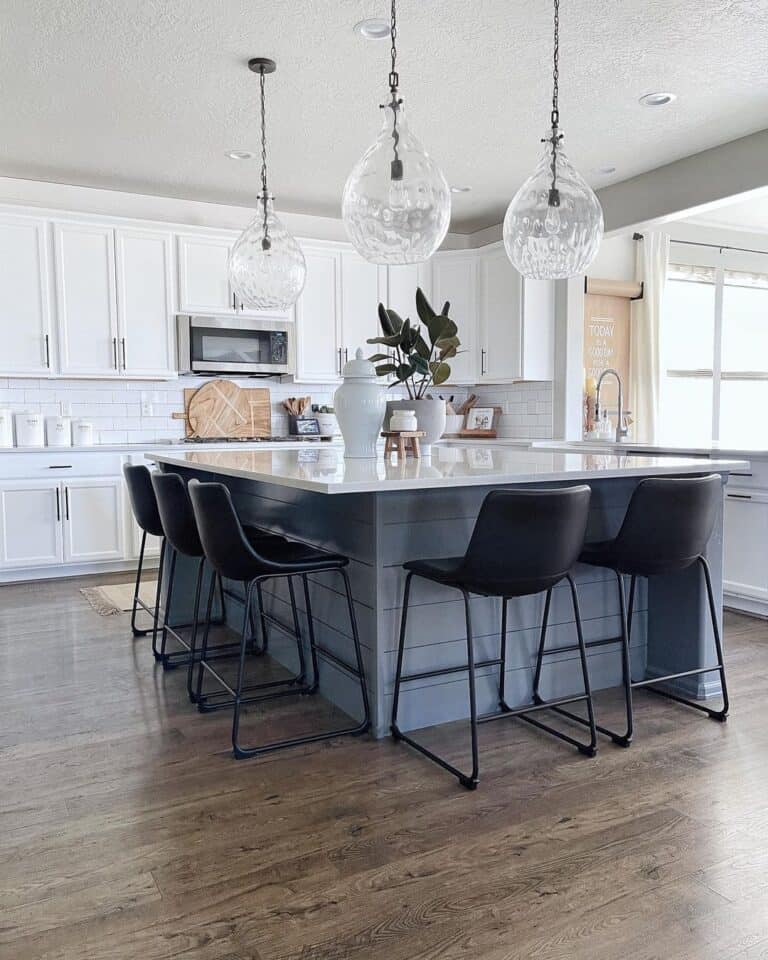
(595, 368), (628, 443)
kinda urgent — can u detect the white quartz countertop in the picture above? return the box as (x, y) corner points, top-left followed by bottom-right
(147, 443), (749, 495)
(533, 439), (768, 459)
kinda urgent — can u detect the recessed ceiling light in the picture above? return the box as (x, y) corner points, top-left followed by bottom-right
(450, 185), (472, 194)
(596, 164), (616, 175)
(225, 150), (255, 160)
(639, 92), (676, 107)
(353, 18), (391, 40)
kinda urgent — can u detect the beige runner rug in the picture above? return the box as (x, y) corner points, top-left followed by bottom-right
(80, 581), (158, 617)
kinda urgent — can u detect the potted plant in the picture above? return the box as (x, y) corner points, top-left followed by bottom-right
(367, 288), (461, 454)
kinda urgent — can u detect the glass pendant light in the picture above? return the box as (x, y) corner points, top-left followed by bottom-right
(342, 0), (451, 264)
(229, 58), (306, 310)
(503, 0), (603, 280)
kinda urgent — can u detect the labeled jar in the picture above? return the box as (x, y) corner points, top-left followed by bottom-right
(389, 409), (418, 432)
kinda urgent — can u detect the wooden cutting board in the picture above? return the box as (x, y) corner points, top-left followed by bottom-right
(179, 380), (272, 438)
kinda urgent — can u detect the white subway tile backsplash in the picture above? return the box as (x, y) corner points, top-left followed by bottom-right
(0, 377), (552, 443)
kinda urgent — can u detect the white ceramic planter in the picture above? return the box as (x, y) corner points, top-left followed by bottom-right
(334, 349), (386, 459)
(316, 413), (338, 437)
(386, 398), (446, 456)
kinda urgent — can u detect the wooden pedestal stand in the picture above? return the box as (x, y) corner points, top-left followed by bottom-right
(382, 430), (426, 460)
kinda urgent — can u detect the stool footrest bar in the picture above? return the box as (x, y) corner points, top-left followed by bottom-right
(400, 656), (503, 683)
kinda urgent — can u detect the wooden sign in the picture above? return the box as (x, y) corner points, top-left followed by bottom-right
(584, 286), (631, 413)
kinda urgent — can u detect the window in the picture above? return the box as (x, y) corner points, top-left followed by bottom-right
(661, 257), (768, 445)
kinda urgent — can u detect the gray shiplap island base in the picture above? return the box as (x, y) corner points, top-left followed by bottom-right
(149, 444), (748, 738)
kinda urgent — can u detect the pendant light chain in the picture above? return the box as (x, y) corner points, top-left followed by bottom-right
(387, 0), (403, 181)
(546, 0), (563, 206)
(389, 0), (399, 94)
(259, 65), (271, 251)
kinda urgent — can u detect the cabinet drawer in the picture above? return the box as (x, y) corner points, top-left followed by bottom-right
(725, 458), (768, 491)
(0, 452), (124, 478)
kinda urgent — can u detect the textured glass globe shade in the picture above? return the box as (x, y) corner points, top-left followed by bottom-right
(229, 196), (307, 310)
(342, 104), (451, 265)
(503, 139), (604, 280)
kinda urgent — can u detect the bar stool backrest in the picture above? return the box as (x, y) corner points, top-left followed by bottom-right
(151, 472), (203, 558)
(613, 474), (721, 575)
(122, 464), (164, 538)
(460, 486), (591, 596)
(188, 479), (266, 582)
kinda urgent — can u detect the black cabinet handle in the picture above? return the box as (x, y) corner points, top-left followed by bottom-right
(731, 472), (753, 477)
(55, 487), (61, 522)
(48, 465), (73, 470)
(727, 493), (752, 500)
(64, 486), (70, 519)
(44, 334), (51, 368)
(120, 337), (127, 369)
(112, 337), (118, 369)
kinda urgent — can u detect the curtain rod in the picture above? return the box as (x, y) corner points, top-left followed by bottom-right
(632, 231), (768, 257)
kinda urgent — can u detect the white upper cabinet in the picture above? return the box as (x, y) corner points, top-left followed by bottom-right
(386, 262), (433, 323)
(294, 246), (342, 382)
(340, 251), (386, 364)
(431, 252), (478, 384)
(475, 243), (554, 383)
(115, 228), (175, 377)
(177, 234), (234, 315)
(54, 222), (119, 376)
(0, 215), (54, 376)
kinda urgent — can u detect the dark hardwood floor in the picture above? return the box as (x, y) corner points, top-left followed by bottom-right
(2, 573), (768, 959)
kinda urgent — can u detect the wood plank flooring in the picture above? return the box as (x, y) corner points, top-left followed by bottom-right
(1, 574), (768, 959)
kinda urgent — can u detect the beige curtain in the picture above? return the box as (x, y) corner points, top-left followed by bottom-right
(630, 231), (670, 443)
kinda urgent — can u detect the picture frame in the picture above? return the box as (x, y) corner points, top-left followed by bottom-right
(290, 416), (321, 436)
(459, 406), (502, 437)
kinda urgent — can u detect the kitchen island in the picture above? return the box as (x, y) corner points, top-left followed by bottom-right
(150, 444), (748, 737)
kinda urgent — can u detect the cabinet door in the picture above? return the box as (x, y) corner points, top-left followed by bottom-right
(386, 262), (433, 321)
(521, 277), (555, 380)
(478, 246), (523, 382)
(54, 222), (119, 376)
(177, 234), (234, 314)
(340, 251), (386, 361)
(0, 481), (63, 569)
(295, 247), (342, 382)
(0, 215), (54, 376)
(63, 478), (125, 562)
(431, 253), (478, 384)
(115, 228), (175, 377)
(724, 491), (768, 603)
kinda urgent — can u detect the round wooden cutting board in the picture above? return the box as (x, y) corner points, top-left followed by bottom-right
(185, 379), (271, 438)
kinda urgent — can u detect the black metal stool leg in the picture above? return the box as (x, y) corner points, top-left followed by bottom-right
(194, 572), (218, 705)
(302, 574), (321, 694)
(183, 557), (206, 701)
(150, 540), (167, 660)
(567, 574), (598, 755)
(340, 567), (371, 735)
(641, 558), (729, 721)
(158, 548), (178, 669)
(498, 597), (509, 708)
(131, 531), (148, 637)
(531, 588), (553, 706)
(232, 581), (256, 759)
(287, 577), (306, 684)
(612, 571), (634, 746)
(391, 574), (480, 790)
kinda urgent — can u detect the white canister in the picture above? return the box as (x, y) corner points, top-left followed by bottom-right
(15, 411), (45, 448)
(73, 420), (95, 447)
(0, 409), (13, 448)
(333, 348), (386, 459)
(46, 415), (72, 448)
(389, 409), (418, 433)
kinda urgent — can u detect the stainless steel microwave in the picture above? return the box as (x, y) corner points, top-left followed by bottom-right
(176, 315), (294, 377)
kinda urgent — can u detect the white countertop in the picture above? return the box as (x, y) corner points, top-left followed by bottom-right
(533, 439), (768, 459)
(147, 443), (749, 495)
(0, 439), (341, 455)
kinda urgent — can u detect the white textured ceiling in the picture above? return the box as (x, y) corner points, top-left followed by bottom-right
(2, 0), (768, 232)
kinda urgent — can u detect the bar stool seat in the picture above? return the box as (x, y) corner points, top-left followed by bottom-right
(392, 486), (597, 790)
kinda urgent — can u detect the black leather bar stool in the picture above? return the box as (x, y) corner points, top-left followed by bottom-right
(550, 474), (729, 747)
(123, 464), (166, 651)
(391, 486), (597, 790)
(188, 479), (371, 757)
(151, 472), (296, 700)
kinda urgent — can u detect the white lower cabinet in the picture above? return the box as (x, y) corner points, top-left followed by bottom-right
(0, 472), (126, 574)
(723, 487), (768, 609)
(63, 478), (124, 562)
(0, 481), (63, 569)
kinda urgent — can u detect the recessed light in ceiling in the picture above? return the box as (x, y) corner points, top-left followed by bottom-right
(225, 150), (255, 160)
(639, 92), (676, 107)
(353, 18), (391, 40)
(450, 185), (472, 194)
(596, 164), (616, 175)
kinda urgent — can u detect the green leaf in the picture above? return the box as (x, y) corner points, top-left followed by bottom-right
(415, 287), (437, 326)
(442, 300), (451, 317)
(367, 334), (404, 348)
(435, 335), (459, 352)
(414, 334), (431, 360)
(368, 352), (393, 362)
(378, 302), (394, 336)
(424, 313), (458, 346)
(386, 308), (404, 333)
(410, 354), (430, 376)
(438, 344), (458, 360)
(395, 363), (414, 382)
(429, 361), (451, 386)
(374, 363), (397, 376)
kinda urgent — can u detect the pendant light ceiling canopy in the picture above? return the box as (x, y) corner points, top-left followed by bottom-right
(342, 0), (451, 265)
(503, 0), (603, 280)
(228, 57), (307, 311)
